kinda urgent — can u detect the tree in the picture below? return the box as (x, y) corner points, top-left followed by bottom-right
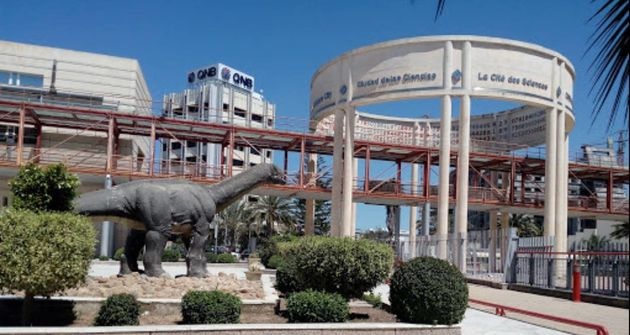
(1, 163), (93, 325)
(509, 213), (542, 237)
(250, 196), (298, 237)
(9, 163), (80, 212)
(216, 198), (253, 248)
(582, 233), (610, 251)
(0, 210), (96, 325)
(434, 0), (629, 129)
(610, 221), (629, 239)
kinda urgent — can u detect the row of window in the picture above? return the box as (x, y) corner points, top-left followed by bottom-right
(0, 70), (44, 88)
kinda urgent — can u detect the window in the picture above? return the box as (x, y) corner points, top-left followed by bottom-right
(186, 141), (196, 148)
(0, 71), (43, 87)
(252, 114), (263, 123)
(234, 107), (246, 118)
(171, 142), (181, 150)
(233, 159), (244, 167)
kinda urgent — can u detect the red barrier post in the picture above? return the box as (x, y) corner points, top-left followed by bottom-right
(572, 255), (581, 302)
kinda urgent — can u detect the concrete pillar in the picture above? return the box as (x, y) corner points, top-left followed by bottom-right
(351, 157), (358, 237)
(342, 108), (355, 237)
(455, 93), (471, 271)
(554, 108), (567, 253)
(500, 211), (510, 269)
(544, 57), (559, 238)
(409, 163), (418, 258)
(422, 202), (431, 236)
(489, 211), (498, 272)
(100, 174), (114, 257)
(305, 154), (317, 235)
(331, 109), (344, 236)
(437, 40), (453, 260)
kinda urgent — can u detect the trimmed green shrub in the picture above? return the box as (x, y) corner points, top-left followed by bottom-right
(206, 253), (218, 263)
(99, 255), (110, 261)
(259, 235), (298, 266)
(362, 292), (383, 308)
(216, 253), (237, 263)
(9, 163), (80, 212)
(181, 290), (241, 324)
(266, 254), (284, 269)
(113, 247), (125, 261)
(286, 290), (348, 323)
(94, 294), (140, 326)
(390, 257), (468, 325)
(275, 236), (394, 299)
(162, 245), (181, 262)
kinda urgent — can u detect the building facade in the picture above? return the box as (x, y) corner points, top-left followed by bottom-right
(161, 63), (275, 176)
(0, 40), (152, 256)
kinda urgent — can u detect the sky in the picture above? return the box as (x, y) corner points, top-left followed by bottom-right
(0, 0), (626, 230)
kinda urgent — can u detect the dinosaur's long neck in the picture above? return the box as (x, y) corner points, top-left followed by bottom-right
(75, 188), (132, 218)
(208, 165), (271, 211)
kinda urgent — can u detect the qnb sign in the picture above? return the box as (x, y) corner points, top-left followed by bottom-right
(187, 63), (255, 91)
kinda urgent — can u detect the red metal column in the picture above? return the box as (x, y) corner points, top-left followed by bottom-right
(33, 123), (42, 164)
(283, 150), (288, 176)
(396, 160), (402, 194)
(364, 146), (371, 192)
(220, 143), (225, 177)
(299, 137), (305, 186)
(16, 108), (25, 166)
(607, 170), (613, 212)
(521, 172), (526, 204)
(149, 121), (156, 176)
(106, 117), (115, 173)
(510, 160), (516, 205)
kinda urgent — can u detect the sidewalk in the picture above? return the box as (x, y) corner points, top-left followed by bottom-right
(467, 284), (629, 335)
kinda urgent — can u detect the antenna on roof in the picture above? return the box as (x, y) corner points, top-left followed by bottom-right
(50, 59), (57, 94)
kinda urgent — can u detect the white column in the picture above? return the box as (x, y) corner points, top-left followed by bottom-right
(454, 40), (471, 272)
(99, 174), (114, 257)
(331, 109), (344, 236)
(351, 157), (358, 237)
(500, 211), (510, 269)
(422, 202), (431, 236)
(437, 40), (453, 260)
(544, 57), (559, 238)
(342, 108), (355, 237)
(305, 154), (317, 236)
(554, 109), (567, 252)
(489, 211), (497, 272)
(409, 163), (418, 258)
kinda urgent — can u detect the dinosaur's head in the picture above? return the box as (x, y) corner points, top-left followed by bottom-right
(264, 164), (286, 185)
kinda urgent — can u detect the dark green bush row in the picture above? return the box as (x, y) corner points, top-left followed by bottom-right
(94, 294), (140, 326)
(162, 245), (182, 262)
(286, 290), (348, 323)
(275, 236), (394, 299)
(390, 257), (468, 325)
(259, 235), (298, 267)
(181, 290), (241, 324)
(206, 253), (238, 263)
(266, 254), (284, 269)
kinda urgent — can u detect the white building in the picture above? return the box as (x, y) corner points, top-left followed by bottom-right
(0, 40), (152, 255)
(161, 63), (275, 176)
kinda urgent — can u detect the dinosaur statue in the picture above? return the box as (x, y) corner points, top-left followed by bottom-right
(75, 163), (285, 277)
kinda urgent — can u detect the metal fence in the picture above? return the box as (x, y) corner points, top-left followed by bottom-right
(510, 238), (629, 297)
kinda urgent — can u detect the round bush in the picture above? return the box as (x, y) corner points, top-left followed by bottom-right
(287, 290), (348, 323)
(266, 255), (284, 269)
(275, 260), (300, 295)
(162, 246), (181, 262)
(215, 253), (237, 263)
(260, 235), (297, 267)
(276, 237), (394, 299)
(94, 294), (140, 326)
(181, 290), (241, 324)
(390, 257), (468, 325)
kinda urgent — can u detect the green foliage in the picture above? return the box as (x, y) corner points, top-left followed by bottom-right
(114, 247), (125, 261)
(0, 209), (96, 297)
(362, 292), (383, 308)
(99, 255), (110, 261)
(216, 253), (237, 263)
(250, 196), (298, 237)
(286, 290), (348, 323)
(266, 255), (284, 269)
(259, 234), (297, 266)
(509, 214), (542, 237)
(390, 257), (468, 325)
(94, 294), (140, 326)
(181, 290), (241, 324)
(582, 234), (610, 251)
(9, 163), (80, 212)
(275, 236), (394, 299)
(162, 245), (182, 262)
(610, 222), (629, 239)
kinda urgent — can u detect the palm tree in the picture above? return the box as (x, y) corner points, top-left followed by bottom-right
(217, 198), (253, 248)
(509, 213), (542, 237)
(433, 0), (629, 129)
(610, 221), (629, 239)
(250, 195), (298, 237)
(582, 233), (610, 251)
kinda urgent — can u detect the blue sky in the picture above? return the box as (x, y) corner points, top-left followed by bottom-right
(1, 0), (625, 230)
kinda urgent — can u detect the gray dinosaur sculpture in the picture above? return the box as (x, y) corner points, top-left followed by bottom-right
(75, 163), (285, 277)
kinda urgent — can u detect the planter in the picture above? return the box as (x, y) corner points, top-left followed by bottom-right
(245, 271), (262, 281)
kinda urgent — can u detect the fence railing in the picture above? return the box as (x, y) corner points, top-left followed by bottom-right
(509, 240), (629, 297)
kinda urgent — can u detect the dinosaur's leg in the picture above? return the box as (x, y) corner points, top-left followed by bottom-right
(121, 229), (146, 275)
(143, 230), (168, 277)
(187, 219), (210, 277)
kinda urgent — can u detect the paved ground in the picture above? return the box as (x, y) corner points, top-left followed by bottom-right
(90, 261), (595, 334)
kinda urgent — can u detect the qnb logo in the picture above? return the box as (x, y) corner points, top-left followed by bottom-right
(191, 67), (217, 83)
(221, 67), (231, 81)
(232, 73), (254, 90)
(187, 72), (196, 83)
